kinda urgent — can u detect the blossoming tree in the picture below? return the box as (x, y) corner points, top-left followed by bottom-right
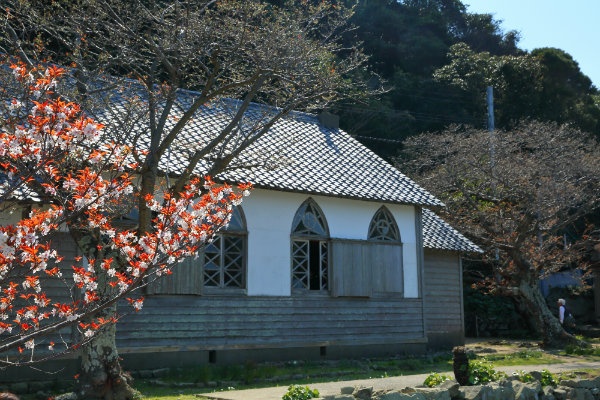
(2, 1), (377, 398)
(0, 62), (250, 397)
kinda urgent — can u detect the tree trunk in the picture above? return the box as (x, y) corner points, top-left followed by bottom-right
(77, 302), (137, 400)
(513, 281), (585, 348)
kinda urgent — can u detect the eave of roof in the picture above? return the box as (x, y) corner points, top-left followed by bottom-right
(422, 208), (482, 253)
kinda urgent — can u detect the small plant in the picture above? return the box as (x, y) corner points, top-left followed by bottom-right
(540, 369), (558, 387)
(423, 372), (450, 387)
(564, 343), (597, 355)
(512, 370), (534, 382)
(468, 360), (506, 385)
(282, 385), (320, 400)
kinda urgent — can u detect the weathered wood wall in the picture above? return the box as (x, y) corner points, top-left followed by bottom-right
(423, 249), (464, 349)
(116, 295), (426, 353)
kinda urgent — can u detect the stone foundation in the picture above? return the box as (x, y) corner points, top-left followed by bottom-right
(320, 374), (600, 400)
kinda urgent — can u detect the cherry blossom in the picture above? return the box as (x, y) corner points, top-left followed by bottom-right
(0, 61), (251, 364)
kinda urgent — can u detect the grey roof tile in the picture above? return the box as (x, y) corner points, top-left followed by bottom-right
(422, 208), (482, 253)
(135, 94), (444, 207)
(0, 175), (42, 203)
(3, 82), (481, 251)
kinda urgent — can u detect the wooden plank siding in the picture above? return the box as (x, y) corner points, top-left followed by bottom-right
(116, 295), (425, 352)
(331, 240), (403, 297)
(423, 249), (464, 349)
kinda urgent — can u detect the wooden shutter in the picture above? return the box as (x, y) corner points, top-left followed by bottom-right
(146, 256), (203, 295)
(331, 240), (372, 297)
(370, 242), (403, 294)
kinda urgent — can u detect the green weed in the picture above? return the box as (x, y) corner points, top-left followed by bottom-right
(423, 372), (450, 387)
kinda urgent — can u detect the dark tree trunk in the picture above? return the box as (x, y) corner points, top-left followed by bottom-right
(77, 302), (137, 400)
(512, 281), (585, 348)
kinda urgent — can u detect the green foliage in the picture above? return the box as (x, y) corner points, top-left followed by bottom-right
(564, 343), (599, 356)
(423, 372), (451, 387)
(512, 370), (534, 382)
(282, 385), (320, 400)
(468, 360), (507, 385)
(540, 369), (559, 387)
(463, 287), (534, 338)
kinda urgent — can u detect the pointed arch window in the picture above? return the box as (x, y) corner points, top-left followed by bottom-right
(291, 199), (329, 291)
(368, 206), (401, 242)
(203, 206), (247, 289)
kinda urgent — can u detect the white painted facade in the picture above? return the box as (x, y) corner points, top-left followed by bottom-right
(242, 188), (421, 298)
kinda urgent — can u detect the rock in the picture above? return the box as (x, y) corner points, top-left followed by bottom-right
(354, 386), (374, 400)
(415, 387), (451, 400)
(570, 377), (600, 389)
(438, 380), (461, 399)
(560, 380), (579, 388)
(486, 383), (515, 400)
(553, 388), (568, 400)
(53, 393), (78, 400)
(566, 388), (594, 400)
(376, 391), (427, 400)
(340, 386), (355, 395)
(461, 385), (492, 400)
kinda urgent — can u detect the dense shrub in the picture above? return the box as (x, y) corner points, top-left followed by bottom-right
(282, 385), (319, 400)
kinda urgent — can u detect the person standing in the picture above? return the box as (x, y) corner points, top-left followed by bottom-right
(557, 298), (567, 325)
(557, 298), (575, 333)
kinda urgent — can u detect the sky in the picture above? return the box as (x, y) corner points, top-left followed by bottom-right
(463, 0), (600, 88)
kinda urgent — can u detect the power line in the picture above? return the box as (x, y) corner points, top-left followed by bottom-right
(351, 134), (405, 144)
(336, 105), (486, 125)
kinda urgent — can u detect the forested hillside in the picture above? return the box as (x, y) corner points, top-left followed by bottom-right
(329, 0), (600, 157)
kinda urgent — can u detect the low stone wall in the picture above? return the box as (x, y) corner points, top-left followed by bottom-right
(321, 374), (600, 400)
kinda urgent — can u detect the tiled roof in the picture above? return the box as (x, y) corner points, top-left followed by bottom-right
(3, 83), (480, 251)
(422, 208), (482, 253)
(101, 93), (444, 207)
(0, 174), (42, 203)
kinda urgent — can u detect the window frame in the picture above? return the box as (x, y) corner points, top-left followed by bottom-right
(290, 198), (330, 294)
(202, 206), (248, 294)
(368, 206), (401, 243)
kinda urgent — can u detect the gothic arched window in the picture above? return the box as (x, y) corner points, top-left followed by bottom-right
(291, 199), (329, 291)
(368, 206), (400, 242)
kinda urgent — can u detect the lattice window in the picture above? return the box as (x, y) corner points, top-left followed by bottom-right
(291, 199), (329, 291)
(368, 206), (401, 242)
(203, 207), (246, 289)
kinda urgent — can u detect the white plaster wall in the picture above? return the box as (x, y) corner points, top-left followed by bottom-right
(242, 190), (301, 296)
(242, 189), (421, 298)
(390, 206), (420, 298)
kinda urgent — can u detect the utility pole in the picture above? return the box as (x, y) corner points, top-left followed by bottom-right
(487, 86), (495, 180)
(487, 86), (499, 261)
(487, 86), (495, 132)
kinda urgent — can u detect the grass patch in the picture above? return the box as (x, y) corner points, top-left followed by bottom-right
(133, 353), (454, 399)
(472, 349), (560, 366)
(131, 337), (600, 399)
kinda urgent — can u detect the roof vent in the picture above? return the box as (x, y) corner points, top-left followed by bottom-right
(318, 111), (339, 129)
